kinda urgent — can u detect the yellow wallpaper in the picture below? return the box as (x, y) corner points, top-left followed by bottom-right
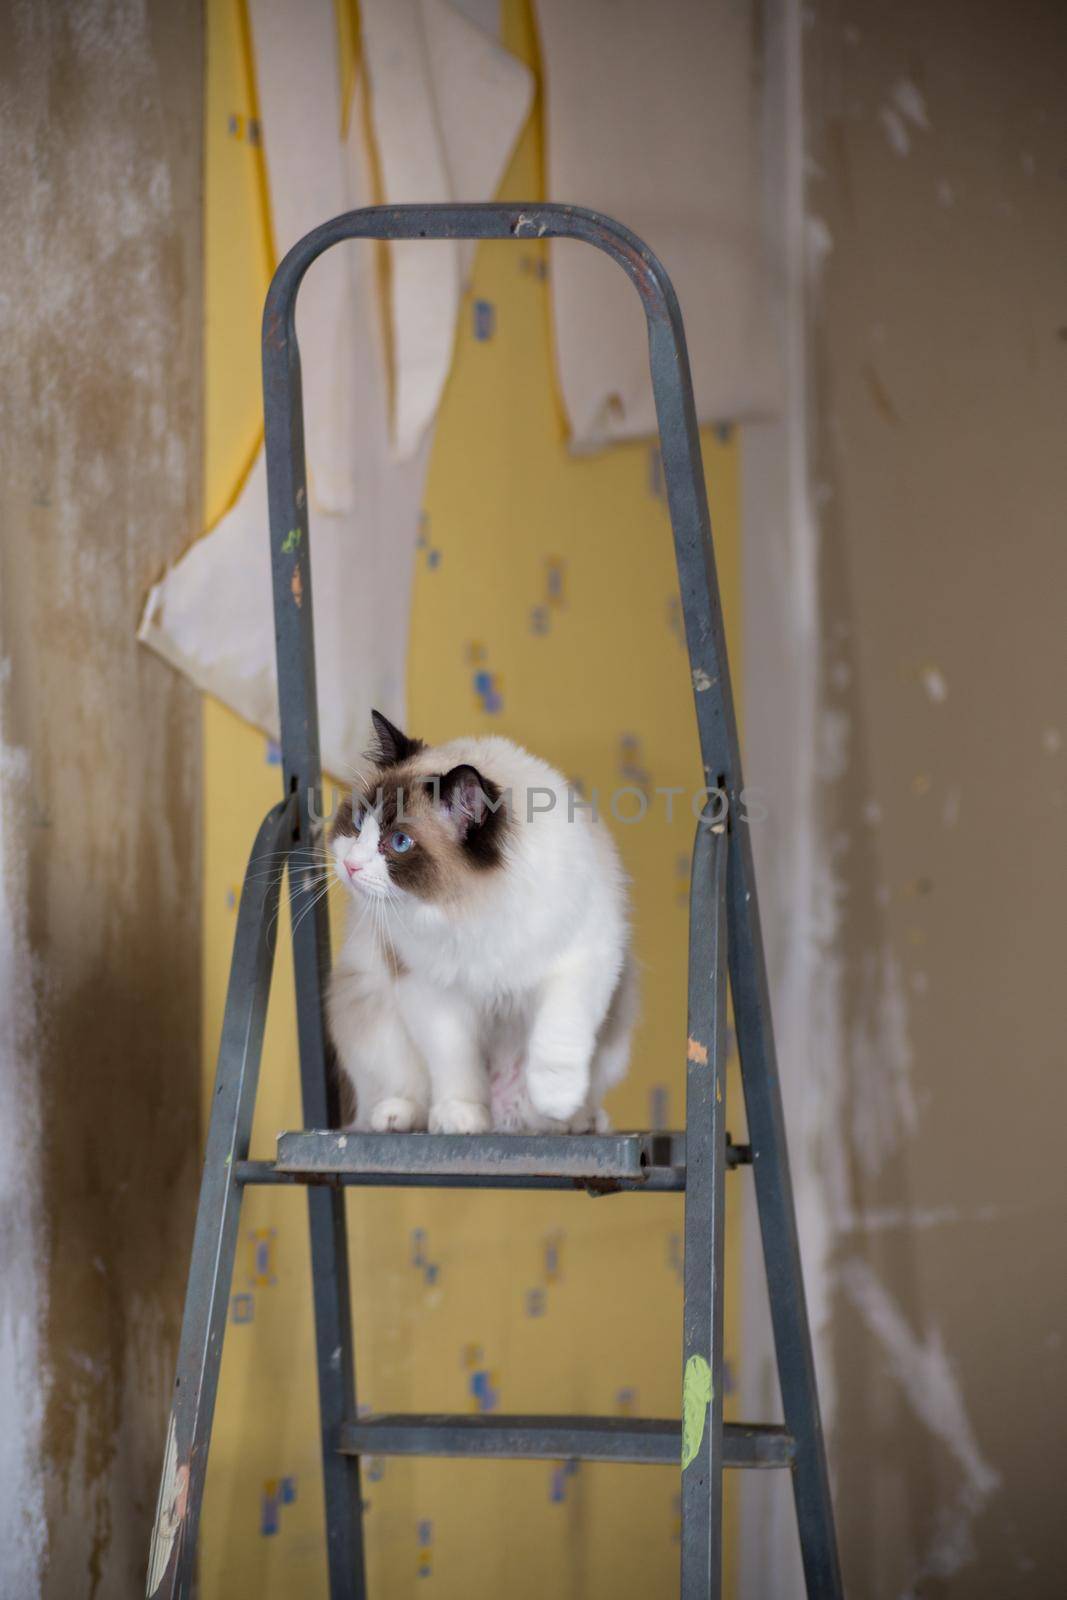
(199, 2), (743, 1595)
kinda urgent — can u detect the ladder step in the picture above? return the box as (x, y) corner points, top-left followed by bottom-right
(339, 1414), (795, 1469)
(245, 1130), (750, 1192)
(273, 1129), (683, 1188)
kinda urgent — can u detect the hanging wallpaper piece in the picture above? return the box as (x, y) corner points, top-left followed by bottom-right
(139, 0), (533, 776)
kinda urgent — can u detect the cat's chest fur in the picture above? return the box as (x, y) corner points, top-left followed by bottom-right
(388, 883), (581, 1003)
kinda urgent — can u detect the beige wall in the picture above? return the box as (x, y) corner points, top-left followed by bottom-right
(0, 4), (203, 1595)
(746, 1), (1067, 1594)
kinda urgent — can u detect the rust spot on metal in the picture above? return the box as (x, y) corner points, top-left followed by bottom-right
(629, 251), (657, 302)
(265, 311), (285, 352)
(576, 1176), (624, 1196)
(291, 563), (303, 608)
(605, 229), (657, 302)
(173, 1461), (190, 1522)
(687, 1036), (708, 1065)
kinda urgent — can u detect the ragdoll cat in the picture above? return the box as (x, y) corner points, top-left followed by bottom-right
(325, 711), (636, 1134)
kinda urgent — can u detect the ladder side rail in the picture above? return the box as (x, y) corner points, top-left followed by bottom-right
(727, 836), (844, 1597)
(681, 815), (729, 1599)
(598, 201), (845, 1600)
(290, 932), (364, 1598)
(261, 210), (373, 1600)
(148, 799), (293, 1598)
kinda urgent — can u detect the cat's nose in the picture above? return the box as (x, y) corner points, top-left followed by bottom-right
(345, 860), (362, 877)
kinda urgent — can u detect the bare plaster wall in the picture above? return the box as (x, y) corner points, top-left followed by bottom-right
(775, 1), (1066, 1594)
(0, 3), (203, 1595)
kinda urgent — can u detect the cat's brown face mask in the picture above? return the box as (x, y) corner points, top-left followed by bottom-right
(328, 711), (509, 904)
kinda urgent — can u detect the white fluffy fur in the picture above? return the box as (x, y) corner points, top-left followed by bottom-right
(326, 734), (636, 1134)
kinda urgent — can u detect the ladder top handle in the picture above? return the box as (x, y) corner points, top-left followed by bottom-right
(262, 203), (689, 373)
(260, 201), (733, 795)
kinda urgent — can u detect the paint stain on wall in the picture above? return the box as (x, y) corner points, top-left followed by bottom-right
(466, 643), (503, 714)
(529, 556), (567, 636)
(416, 511), (442, 571)
(416, 1519), (433, 1578)
(549, 1460), (579, 1504)
(472, 299), (496, 341)
(618, 733), (653, 797)
(411, 1228), (440, 1288)
(248, 1228), (278, 1288)
(230, 1292), (254, 1325)
(259, 1476), (296, 1536)
(462, 1344), (499, 1413)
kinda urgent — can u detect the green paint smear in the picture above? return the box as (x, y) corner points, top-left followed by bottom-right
(681, 1355), (713, 1470)
(282, 527), (302, 553)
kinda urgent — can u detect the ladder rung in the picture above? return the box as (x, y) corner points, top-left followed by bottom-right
(339, 1414), (795, 1469)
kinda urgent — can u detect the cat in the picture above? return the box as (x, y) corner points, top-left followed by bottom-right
(325, 711), (636, 1135)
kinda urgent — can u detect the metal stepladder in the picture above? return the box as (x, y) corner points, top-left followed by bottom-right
(147, 204), (843, 1599)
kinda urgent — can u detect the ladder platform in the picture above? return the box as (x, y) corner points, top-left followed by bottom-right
(340, 1414), (796, 1469)
(241, 1129), (749, 1191)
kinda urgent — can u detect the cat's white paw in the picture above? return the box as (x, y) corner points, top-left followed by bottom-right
(430, 1098), (491, 1134)
(370, 1097), (427, 1133)
(566, 1106), (596, 1134)
(526, 1057), (587, 1122)
(535, 1107), (596, 1135)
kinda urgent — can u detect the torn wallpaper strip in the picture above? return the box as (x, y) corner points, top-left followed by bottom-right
(532, 0), (780, 448)
(360, 0), (533, 458)
(139, 0), (532, 775)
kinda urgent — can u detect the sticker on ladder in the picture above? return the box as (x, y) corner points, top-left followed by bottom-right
(681, 1355), (713, 1470)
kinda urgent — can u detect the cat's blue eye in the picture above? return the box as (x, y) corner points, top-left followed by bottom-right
(390, 831), (414, 854)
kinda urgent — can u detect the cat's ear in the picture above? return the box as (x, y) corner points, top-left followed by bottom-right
(438, 765), (500, 841)
(370, 709), (424, 766)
